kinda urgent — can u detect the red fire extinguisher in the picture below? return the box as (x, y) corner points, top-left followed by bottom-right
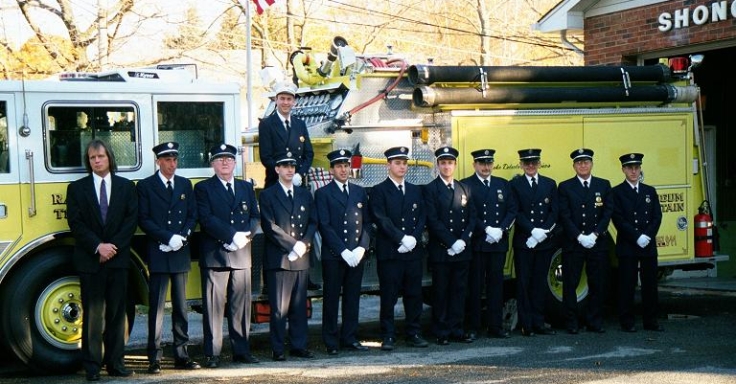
(694, 201), (714, 258)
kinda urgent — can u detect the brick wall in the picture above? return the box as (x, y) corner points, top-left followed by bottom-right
(585, 0), (736, 65)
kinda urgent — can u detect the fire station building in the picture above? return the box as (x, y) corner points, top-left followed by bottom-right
(535, 0), (736, 274)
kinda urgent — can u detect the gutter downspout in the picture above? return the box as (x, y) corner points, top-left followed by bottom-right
(561, 30), (585, 56)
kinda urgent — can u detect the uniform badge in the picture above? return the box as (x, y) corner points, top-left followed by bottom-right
(498, 194), (504, 201)
(300, 205), (306, 211)
(180, 193), (186, 200)
(299, 136), (305, 143)
(461, 195), (467, 207)
(595, 195), (602, 207)
(645, 195), (651, 203)
(241, 202), (248, 211)
(357, 202), (363, 208)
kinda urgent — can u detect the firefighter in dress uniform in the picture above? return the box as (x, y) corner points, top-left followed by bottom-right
(424, 146), (476, 345)
(558, 148), (613, 334)
(509, 148), (558, 336)
(462, 149), (517, 339)
(610, 153), (664, 333)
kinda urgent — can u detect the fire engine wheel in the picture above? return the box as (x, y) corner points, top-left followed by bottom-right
(545, 249), (589, 327)
(0, 250), (83, 373)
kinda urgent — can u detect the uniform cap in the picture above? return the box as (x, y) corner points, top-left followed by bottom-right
(327, 149), (352, 166)
(274, 81), (298, 97)
(619, 152), (644, 166)
(208, 143), (237, 162)
(152, 142), (179, 158)
(434, 146), (459, 160)
(384, 146), (410, 160)
(471, 149), (495, 163)
(570, 148), (594, 162)
(275, 152), (298, 166)
(518, 148), (542, 161)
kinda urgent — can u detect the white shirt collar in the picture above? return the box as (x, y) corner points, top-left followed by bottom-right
(158, 171), (173, 188)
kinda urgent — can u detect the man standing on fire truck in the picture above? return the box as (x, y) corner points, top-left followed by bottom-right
(137, 142), (200, 374)
(558, 148), (613, 334)
(611, 153), (663, 333)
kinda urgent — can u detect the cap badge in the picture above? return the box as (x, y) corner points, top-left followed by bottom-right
(443, 148), (449, 153)
(630, 154), (635, 159)
(340, 150), (345, 155)
(220, 144), (226, 150)
(578, 149), (584, 154)
(400, 147), (407, 153)
(484, 150), (489, 155)
(167, 142), (174, 148)
(287, 151), (292, 157)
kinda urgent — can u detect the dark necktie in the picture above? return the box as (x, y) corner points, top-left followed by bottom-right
(166, 180), (173, 196)
(288, 189), (293, 201)
(447, 183), (453, 190)
(342, 183), (348, 197)
(398, 184), (404, 195)
(99, 179), (108, 224)
(226, 182), (234, 203)
(583, 180), (589, 189)
(483, 179), (489, 188)
(285, 120), (290, 133)
(634, 186), (638, 194)
(531, 177), (538, 191)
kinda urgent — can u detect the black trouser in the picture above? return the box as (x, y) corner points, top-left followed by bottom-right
(467, 250), (506, 333)
(562, 249), (608, 330)
(431, 260), (470, 338)
(618, 255), (659, 328)
(321, 258), (365, 349)
(514, 248), (553, 331)
(377, 258), (423, 339)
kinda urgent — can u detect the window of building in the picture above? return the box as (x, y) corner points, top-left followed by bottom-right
(45, 104), (139, 172)
(156, 101), (225, 169)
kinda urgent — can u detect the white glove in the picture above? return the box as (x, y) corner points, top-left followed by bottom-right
(288, 251), (299, 262)
(487, 227), (503, 243)
(447, 247), (457, 256)
(401, 235), (417, 251)
(531, 228), (548, 242)
(168, 234), (185, 251)
(293, 241), (307, 257)
(526, 236), (538, 249)
(341, 249), (357, 267)
(485, 234), (497, 244)
(451, 239), (466, 254)
(225, 242), (238, 252)
(232, 231), (251, 249)
(586, 233), (598, 249)
(292, 173), (303, 187)
(398, 244), (410, 253)
(159, 244), (173, 252)
(353, 247), (366, 264)
(637, 234), (651, 248)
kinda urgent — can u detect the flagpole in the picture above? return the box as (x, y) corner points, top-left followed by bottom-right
(245, 0), (254, 135)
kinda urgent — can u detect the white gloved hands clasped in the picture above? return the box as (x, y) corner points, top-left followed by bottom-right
(526, 236), (538, 249)
(353, 247), (366, 265)
(232, 231), (251, 250)
(159, 244), (173, 252)
(637, 234), (651, 248)
(341, 249), (358, 267)
(292, 173), (303, 187)
(293, 241), (307, 257)
(288, 251), (299, 262)
(531, 228), (548, 243)
(485, 227), (503, 243)
(577, 233), (598, 249)
(450, 239), (466, 255)
(400, 235), (417, 251)
(168, 234), (186, 251)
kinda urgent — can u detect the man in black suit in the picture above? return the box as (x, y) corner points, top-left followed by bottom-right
(509, 148), (558, 337)
(462, 149), (517, 339)
(258, 81), (314, 189)
(315, 149), (372, 355)
(370, 146), (429, 351)
(194, 144), (260, 368)
(66, 139), (137, 381)
(259, 152), (318, 361)
(424, 146), (476, 345)
(558, 148), (613, 334)
(610, 153), (663, 333)
(137, 142), (200, 374)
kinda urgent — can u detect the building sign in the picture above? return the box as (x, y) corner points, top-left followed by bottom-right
(658, 1), (736, 32)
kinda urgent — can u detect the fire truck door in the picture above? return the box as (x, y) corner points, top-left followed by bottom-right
(0, 95), (23, 249)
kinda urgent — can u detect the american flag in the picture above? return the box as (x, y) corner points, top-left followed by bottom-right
(252, 0), (276, 15)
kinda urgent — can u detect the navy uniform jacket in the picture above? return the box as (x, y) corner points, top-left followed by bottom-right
(258, 113), (314, 187)
(423, 177), (476, 263)
(509, 174), (559, 251)
(558, 176), (613, 253)
(194, 175), (259, 269)
(315, 181), (371, 260)
(610, 181), (662, 258)
(370, 178), (426, 261)
(66, 174), (138, 273)
(137, 172), (197, 273)
(461, 174), (517, 253)
(259, 184), (318, 271)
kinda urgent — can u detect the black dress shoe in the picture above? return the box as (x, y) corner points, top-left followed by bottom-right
(233, 354), (260, 364)
(567, 328), (579, 335)
(643, 324), (665, 332)
(436, 337), (450, 346)
(381, 337), (395, 351)
(533, 326), (557, 335)
(465, 332), (478, 341)
(174, 359), (201, 370)
(86, 372), (101, 381)
(327, 348), (339, 355)
(107, 368), (134, 377)
(520, 327), (536, 337)
(343, 341), (369, 351)
(147, 362), (161, 374)
(272, 352), (286, 361)
(449, 334), (474, 343)
(406, 334), (429, 348)
(489, 330), (510, 339)
(290, 349), (315, 358)
(621, 325), (637, 333)
(204, 356), (220, 368)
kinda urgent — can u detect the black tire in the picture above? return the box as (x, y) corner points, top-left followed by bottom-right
(544, 248), (589, 327)
(0, 249), (82, 373)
